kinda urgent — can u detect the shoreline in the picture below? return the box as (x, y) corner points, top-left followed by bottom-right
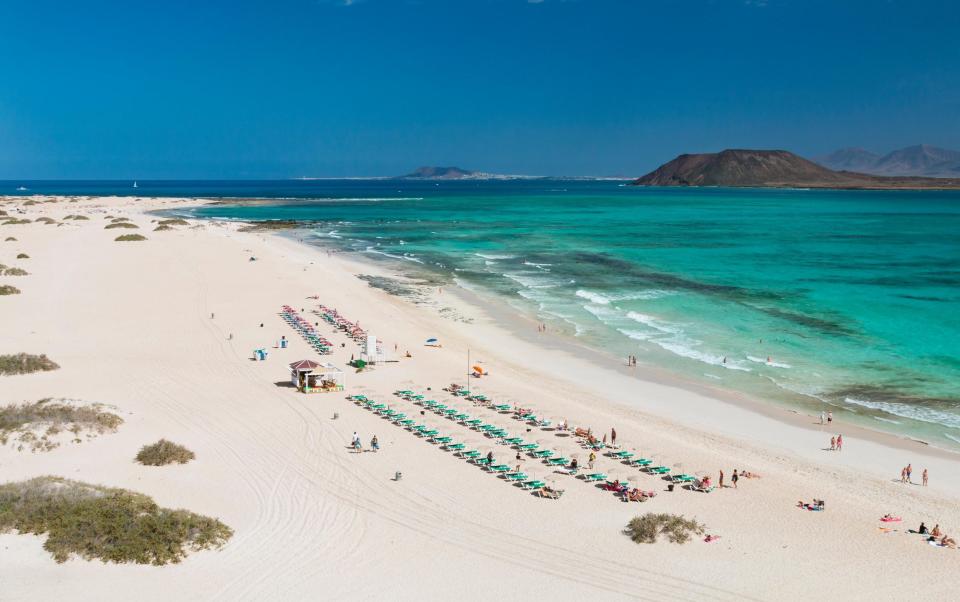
(2, 194), (959, 600)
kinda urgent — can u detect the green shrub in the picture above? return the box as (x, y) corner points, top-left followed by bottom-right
(0, 285), (21, 296)
(16, 253), (29, 259)
(1, 267), (28, 276)
(0, 354), (59, 375)
(153, 224), (173, 231)
(105, 222), (138, 230)
(158, 218), (189, 227)
(23, 200), (39, 206)
(135, 439), (195, 466)
(2, 219), (31, 226)
(110, 217), (131, 223)
(4, 237), (16, 241)
(64, 215), (89, 221)
(625, 513), (706, 544)
(35, 217), (57, 225)
(0, 399), (122, 451)
(115, 234), (146, 242)
(0, 476), (232, 564)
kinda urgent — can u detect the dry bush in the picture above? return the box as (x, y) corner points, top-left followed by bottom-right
(1, 266), (29, 276)
(0, 285), (21, 296)
(625, 513), (706, 544)
(4, 237), (16, 241)
(16, 253), (29, 259)
(153, 224), (173, 231)
(135, 439), (195, 466)
(35, 217), (57, 225)
(64, 214), (90, 221)
(0, 399), (122, 451)
(115, 234), (146, 242)
(105, 222), (139, 230)
(0, 476), (232, 564)
(158, 218), (189, 226)
(0, 354), (60, 375)
(3, 219), (31, 226)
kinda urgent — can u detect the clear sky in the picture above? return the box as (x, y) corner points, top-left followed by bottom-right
(0, 0), (957, 178)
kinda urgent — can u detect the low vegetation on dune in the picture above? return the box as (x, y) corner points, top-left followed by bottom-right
(0, 399), (123, 452)
(17, 253), (29, 259)
(115, 234), (147, 242)
(22, 200), (39, 206)
(0, 265), (29, 276)
(2, 219), (31, 226)
(0, 285), (21, 295)
(4, 237), (16, 241)
(158, 218), (189, 227)
(105, 222), (139, 230)
(136, 439), (196, 466)
(110, 217), (131, 223)
(63, 214), (90, 221)
(153, 224), (173, 231)
(0, 476), (233, 564)
(35, 217), (57, 225)
(625, 513), (706, 544)
(238, 220), (304, 232)
(0, 210), (7, 217)
(0, 354), (60, 376)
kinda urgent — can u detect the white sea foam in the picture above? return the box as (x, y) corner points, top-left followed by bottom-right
(746, 355), (792, 369)
(651, 337), (752, 371)
(576, 290), (613, 305)
(575, 289), (674, 306)
(873, 416), (902, 425)
(475, 252), (517, 260)
(502, 272), (561, 289)
(944, 433), (960, 445)
(617, 328), (654, 341)
(843, 397), (960, 430)
(626, 311), (681, 335)
(364, 247), (424, 264)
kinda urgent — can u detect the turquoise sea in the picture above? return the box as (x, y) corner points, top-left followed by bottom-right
(71, 178), (957, 450)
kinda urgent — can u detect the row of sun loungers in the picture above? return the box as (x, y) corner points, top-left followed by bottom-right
(315, 305), (367, 342)
(280, 305), (333, 354)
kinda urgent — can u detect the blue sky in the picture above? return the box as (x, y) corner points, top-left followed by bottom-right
(0, 0), (957, 178)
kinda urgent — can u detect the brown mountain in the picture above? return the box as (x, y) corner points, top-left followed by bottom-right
(633, 149), (960, 189)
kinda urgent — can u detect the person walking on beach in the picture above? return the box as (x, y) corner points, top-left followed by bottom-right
(906, 463), (912, 483)
(900, 467), (907, 483)
(719, 470), (725, 489)
(827, 411), (833, 425)
(371, 435), (379, 453)
(836, 434), (843, 451)
(830, 436), (836, 451)
(588, 451), (597, 469)
(820, 411), (825, 425)
(731, 469), (739, 489)
(611, 428), (617, 446)
(922, 468), (928, 486)
(352, 432), (360, 447)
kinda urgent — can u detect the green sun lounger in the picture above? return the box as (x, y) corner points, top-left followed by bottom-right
(503, 437), (524, 445)
(433, 404), (447, 412)
(443, 409), (458, 416)
(474, 458), (493, 466)
(444, 443), (465, 451)
(522, 480), (546, 489)
(398, 419), (415, 427)
(519, 444), (538, 451)
(584, 473), (608, 482)
(546, 457), (569, 466)
(630, 458), (652, 466)
(420, 429), (440, 437)
(390, 413), (407, 421)
(492, 404), (511, 411)
(461, 450), (480, 458)
(532, 450), (554, 458)
(370, 403), (386, 411)
(454, 413), (470, 421)
(505, 472), (528, 481)
(489, 464), (510, 473)
(464, 419), (482, 427)
(487, 429), (508, 437)
(432, 436), (453, 444)
(479, 424), (498, 431)
(648, 466), (671, 474)
(672, 474), (695, 483)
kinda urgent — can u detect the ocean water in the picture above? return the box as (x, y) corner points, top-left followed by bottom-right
(29, 179), (956, 449)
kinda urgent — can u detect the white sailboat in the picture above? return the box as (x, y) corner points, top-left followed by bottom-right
(133, 181), (138, 189)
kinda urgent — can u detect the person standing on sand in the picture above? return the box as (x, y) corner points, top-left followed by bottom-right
(836, 434), (843, 451)
(719, 470), (725, 489)
(830, 436), (836, 451)
(901, 467), (907, 483)
(906, 463), (912, 483)
(827, 411), (833, 424)
(923, 468), (928, 486)
(588, 451), (597, 469)
(820, 411), (825, 425)
(611, 428), (617, 446)
(371, 435), (379, 453)
(731, 469), (739, 489)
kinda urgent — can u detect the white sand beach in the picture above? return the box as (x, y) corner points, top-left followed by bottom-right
(2, 195), (958, 601)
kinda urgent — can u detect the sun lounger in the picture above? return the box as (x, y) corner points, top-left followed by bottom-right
(431, 436), (452, 444)
(453, 413), (470, 421)
(546, 457), (569, 466)
(672, 474), (695, 483)
(518, 444), (538, 451)
(398, 419), (415, 427)
(474, 458), (493, 466)
(648, 466), (671, 474)
(460, 450), (481, 458)
(505, 472), (528, 481)
(532, 450), (554, 458)
(503, 437), (524, 445)
(464, 419), (482, 427)
(522, 480), (546, 490)
(538, 487), (564, 500)
(390, 413), (407, 422)
(583, 473), (608, 482)
(488, 464), (511, 473)
(629, 458), (652, 467)
(444, 443), (465, 451)
(420, 429), (439, 437)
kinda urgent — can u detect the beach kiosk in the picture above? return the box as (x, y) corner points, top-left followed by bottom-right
(290, 359), (344, 394)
